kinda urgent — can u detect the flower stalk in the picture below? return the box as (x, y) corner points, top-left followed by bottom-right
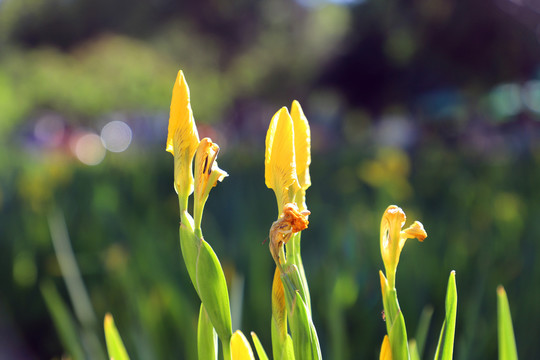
(265, 102), (320, 359)
(378, 205), (427, 360)
(167, 70), (232, 359)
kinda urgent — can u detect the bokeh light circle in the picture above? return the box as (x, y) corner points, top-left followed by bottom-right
(100, 120), (132, 152)
(75, 133), (106, 165)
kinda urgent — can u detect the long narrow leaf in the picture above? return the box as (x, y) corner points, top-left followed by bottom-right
(251, 332), (269, 360)
(41, 281), (85, 360)
(389, 310), (409, 360)
(497, 286), (518, 360)
(380, 271), (409, 360)
(409, 339), (420, 360)
(434, 271), (457, 360)
(104, 313), (130, 360)
(281, 269), (320, 360)
(198, 304), (218, 360)
(415, 306), (433, 359)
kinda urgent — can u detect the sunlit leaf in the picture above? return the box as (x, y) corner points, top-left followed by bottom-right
(497, 286), (518, 360)
(104, 313), (130, 360)
(251, 331), (269, 360)
(434, 271), (457, 360)
(198, 304), (218, 360)
(179, 211), (232, 343)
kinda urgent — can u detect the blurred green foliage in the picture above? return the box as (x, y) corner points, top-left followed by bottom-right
(2, 0), (540, 358)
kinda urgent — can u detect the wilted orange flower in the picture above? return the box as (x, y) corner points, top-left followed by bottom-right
(269, 203), (310, 266)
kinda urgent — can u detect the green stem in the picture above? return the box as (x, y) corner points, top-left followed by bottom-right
(179, 195), (188, 216)
(221, 338), (232, 360)
(387, 270), (396, 291)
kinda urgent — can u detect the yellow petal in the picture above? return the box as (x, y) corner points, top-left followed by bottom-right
(193, 137), (228, 228)
(166, 71), (200, 204)
(166, 70), (199, 157)
(400, 221), (427, 249)
(380, 205), (427, 288)
(380, 205), (406, 277)
(265, 107), (300, 210)
(380, 335), (392, 360)
(230, 330), (255, 360)
(290, 100), (311, 191)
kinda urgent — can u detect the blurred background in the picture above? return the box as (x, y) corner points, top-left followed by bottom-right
(1, 0), (540, 358)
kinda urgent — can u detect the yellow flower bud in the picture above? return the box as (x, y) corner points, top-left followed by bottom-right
(380, 335), (392, 360)
(230, 330), (255, 360)
(166, 70), (200, 209)
(265, 107), (300, 212)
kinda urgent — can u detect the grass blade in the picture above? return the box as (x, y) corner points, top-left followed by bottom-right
(40, 281), (85, 360)
(104, 313), (130, 360)
(497, 286), (518, 360)
(251, 331), (269, 360)
(414, 306), (433, 359)
(434, 271), (457, 360)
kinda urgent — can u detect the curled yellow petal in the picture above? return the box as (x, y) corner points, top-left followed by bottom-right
(265, 107), (300, 211)
(166, 70), (200, 204)
(230, 330), (255, 360)
(400, 221), (427, 249)
(380, 335), (392, 360)
(193, 137), (228, 228)
(290, 100), (311, 191)
(380, 205), (427, 288)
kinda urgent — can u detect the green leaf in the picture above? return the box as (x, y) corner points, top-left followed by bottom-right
(251, 331), (269, 360)
(414, 306), (433, 359)
(179, 211), (201, 298)
(179, 211), (232, 343)
(389, 310), (410, 360)
(434, 271), (458, 360)
(409, 339), (420, 360)
(285, 232), (311, 312)
(104, 313), (130, 360)
(380, 272), (409, 360)
(497, 286), (518, 360)
(281, 269), (321, 360)
(282, 335), (296, 360)
(196, 238), (233, 342)
(271, 320), (296, 360)
(198, 304), (218, 360)
(40, 281), (85, 360)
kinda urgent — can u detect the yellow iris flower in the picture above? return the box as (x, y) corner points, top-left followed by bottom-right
(265, 101), (311, 212)
(193, 137), (228, 228)
(166, 70), (200, 209)
(380, 205), (427, 288)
